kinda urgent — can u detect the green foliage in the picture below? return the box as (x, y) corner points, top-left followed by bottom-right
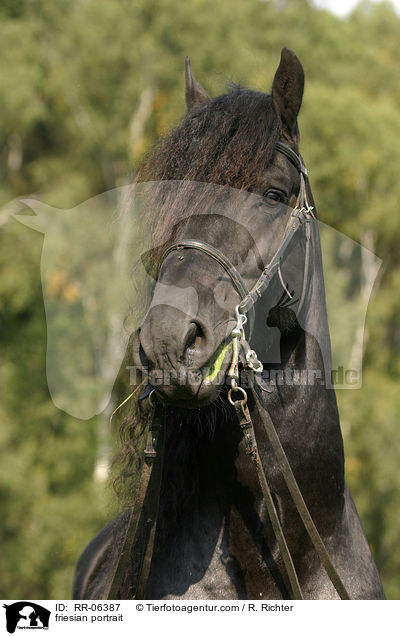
(0, 0), (399, 598)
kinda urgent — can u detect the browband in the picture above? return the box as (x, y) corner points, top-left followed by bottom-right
(275, 141), (307, 176)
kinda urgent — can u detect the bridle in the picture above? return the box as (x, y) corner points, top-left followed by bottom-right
(161, 140), (315, 399)
(104, 141), (351, 601)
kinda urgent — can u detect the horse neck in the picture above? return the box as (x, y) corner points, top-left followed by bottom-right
(254, 322), (345, 506)
(157, 322), (345, 538)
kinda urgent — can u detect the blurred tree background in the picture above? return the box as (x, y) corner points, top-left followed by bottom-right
(0, 0), (399, 598)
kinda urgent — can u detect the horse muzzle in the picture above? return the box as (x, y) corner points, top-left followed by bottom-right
(133, 305), (228, 408)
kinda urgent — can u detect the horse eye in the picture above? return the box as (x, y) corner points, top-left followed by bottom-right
(263, 189), (282, 204)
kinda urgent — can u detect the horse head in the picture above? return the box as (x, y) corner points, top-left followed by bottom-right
(135, 49), (310, 407)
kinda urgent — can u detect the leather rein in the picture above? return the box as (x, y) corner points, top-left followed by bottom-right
(104, 141), (351, 601)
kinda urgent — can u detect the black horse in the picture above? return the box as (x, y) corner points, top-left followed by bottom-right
(73, 49), (385, 600)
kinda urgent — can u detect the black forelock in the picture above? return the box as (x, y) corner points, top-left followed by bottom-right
(140, 86), (281, 190)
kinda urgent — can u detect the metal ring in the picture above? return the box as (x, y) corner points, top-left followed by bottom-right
(148, 389), (157, 408)
(228, 386), (248, 406)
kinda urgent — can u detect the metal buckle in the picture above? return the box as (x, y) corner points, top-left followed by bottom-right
(245, 348), (263, 373)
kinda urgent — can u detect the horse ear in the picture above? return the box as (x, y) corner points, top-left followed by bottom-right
(13, 199), (54, 233)
(272, 48), (304, 140)
(185, 56), (210, 111)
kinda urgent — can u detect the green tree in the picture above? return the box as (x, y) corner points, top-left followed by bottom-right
(0, 0), (399, 598)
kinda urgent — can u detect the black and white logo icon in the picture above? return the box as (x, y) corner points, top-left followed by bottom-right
(2, 602), (50, 633)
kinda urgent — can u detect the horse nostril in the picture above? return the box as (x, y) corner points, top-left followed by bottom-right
(184, 321), (203, 350)
(183, 321), (205, 365)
